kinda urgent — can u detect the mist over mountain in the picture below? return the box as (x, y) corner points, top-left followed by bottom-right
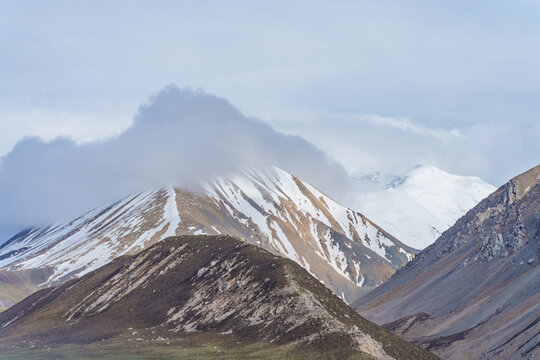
(0, 86), (350, 233)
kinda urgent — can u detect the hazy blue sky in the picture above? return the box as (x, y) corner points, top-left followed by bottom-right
(0, 1), (539, 237)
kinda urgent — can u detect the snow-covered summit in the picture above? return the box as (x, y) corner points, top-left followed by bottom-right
(349, 165), (496, 249)
(0, 165), (413, 304)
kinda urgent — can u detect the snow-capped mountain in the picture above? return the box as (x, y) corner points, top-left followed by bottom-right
(349, 165), (496, 249)
(0, 166), (414, 305)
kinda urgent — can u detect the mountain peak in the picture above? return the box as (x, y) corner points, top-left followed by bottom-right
(350, 165), (496, 249)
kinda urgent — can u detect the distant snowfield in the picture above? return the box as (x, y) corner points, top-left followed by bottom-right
(348, 165), (496, 250)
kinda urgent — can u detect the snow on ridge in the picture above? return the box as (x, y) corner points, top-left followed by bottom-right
(6, 188), (167, 282)
(208, 167), (412, 267)
(322, 229), (350, 280)
(0, 166), (411, 298)
(299, 176), (411, 264)
(0, 192), (140, 269)
(162, 187), (181, 238)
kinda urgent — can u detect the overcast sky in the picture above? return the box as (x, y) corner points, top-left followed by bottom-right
(1, 1), (539, 236)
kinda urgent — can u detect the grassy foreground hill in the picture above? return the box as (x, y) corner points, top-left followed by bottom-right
(0, 235), (437, 360)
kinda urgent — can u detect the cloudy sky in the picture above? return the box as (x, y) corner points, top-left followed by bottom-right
(1, 1), (539, 237)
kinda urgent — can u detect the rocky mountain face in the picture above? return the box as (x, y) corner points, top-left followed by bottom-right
(350, 165), (495, 249)
(0, 166), (414, 307)
(354, 164), (540, 360)
(0, 235), (437, 360)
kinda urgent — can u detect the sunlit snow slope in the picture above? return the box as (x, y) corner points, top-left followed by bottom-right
(0, 166), (413, 304)
(350, 165), (496, 249)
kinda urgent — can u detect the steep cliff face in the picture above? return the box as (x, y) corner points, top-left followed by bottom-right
(0, 235), (437, 360)
(355, 164), (540, 360)
(0, 166), (413, 305)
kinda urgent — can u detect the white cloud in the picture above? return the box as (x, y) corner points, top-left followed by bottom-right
(265, 109), (539, 186)
(0, 0), (539, 236)
(0, 86), (350, 233)
(359, 115), (465, 141)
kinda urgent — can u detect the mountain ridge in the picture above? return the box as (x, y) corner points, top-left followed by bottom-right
(0, 166), (413, 307)
(354, 164), (540, 360)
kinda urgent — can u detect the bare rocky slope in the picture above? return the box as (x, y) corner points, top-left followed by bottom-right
(0, 235), (437, 360)
(354, 164), (540, 360)
(0, 166), (414, 307)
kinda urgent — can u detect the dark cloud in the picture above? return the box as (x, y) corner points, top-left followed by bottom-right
(0, 85), (351, 233)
